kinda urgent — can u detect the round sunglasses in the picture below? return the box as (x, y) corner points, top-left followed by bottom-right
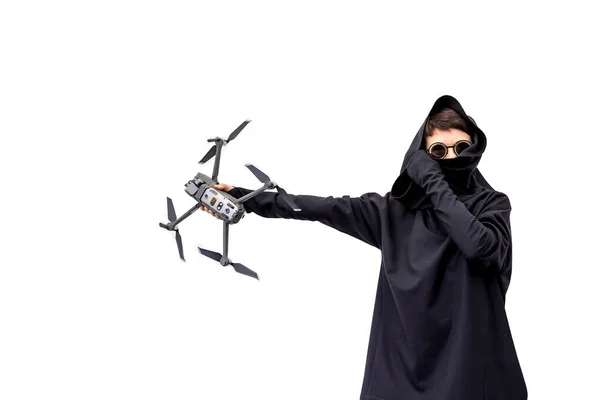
(426, 140), (472, 159)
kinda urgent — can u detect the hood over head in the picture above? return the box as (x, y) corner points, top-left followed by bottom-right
(391, 95), (494, 209)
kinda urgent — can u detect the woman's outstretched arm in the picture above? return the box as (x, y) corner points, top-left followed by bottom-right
(215, 185), (385, 249)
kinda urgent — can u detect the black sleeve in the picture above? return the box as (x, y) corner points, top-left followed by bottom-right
(228, 187), (384, 249)
(420, 177), (512, 272)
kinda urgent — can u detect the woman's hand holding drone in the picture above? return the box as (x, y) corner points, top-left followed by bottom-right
(200, 183), (235, 219)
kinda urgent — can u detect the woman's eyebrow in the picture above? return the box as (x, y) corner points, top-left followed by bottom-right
(441, 140), (470, 146)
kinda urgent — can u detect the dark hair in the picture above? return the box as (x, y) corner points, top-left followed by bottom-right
(425, 108), (469, 137)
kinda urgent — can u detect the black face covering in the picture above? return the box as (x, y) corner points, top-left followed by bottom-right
(436, 157), (474, 194)
(431, 131), (478, 194)
(391, 95), (494, 209)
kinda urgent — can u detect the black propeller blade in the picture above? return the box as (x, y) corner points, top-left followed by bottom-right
(175, 230), (184, 261)
(167, 197), (176, 222)
(198, 247), (221, 262)
(244, 163), (301, 211)
(166, 197), (185, 261)
(227, 119), (251, 142)
(245, 163), (270, 183)
(198, 247), (259, 280)
(274, 185), (301, 212)
(198, 119), (251, 164)
(198, 145), (217, 164)
(231, 262), (260, 280)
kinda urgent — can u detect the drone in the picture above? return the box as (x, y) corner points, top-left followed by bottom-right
(158, 120), (301, 280)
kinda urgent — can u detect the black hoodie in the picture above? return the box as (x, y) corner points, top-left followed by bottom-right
(228, 95), (527, 399)
(391, 95), (493, 210)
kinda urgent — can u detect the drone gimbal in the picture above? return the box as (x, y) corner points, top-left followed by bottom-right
(158, 120), (301, 280)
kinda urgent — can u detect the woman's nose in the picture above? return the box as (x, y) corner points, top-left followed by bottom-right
(445, 148), (458, 159)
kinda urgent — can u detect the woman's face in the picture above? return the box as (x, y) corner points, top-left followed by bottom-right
(425, 128), (473, 159)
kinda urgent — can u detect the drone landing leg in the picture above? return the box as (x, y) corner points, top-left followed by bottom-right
(221, 220), (229, 264)
(196, 220), (258, 280)
(159, 197), (202, 261)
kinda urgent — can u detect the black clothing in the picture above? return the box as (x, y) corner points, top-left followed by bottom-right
(227, 95), (527, 399)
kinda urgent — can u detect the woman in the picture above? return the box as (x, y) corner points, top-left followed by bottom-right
(202, 95), (527, 400)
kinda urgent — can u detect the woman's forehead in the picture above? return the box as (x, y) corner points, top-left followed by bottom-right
(428, 128), (472, 143)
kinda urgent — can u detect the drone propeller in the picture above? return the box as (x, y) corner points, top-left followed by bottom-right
(198, 246), (259, 280)
(198, 119), (252, 164)
(198, 145), (217, 164)
(245, 163), (301, 211)
(166, 197), (185, 261)
(226, 119), (251, 142)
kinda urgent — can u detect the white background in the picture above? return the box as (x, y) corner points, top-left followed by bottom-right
(1, 1), (598, 399)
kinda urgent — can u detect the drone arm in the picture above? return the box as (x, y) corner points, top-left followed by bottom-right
(228, 187), (384, 249)
(160, 202), (202, 231)
(233, 183), (271, 203)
